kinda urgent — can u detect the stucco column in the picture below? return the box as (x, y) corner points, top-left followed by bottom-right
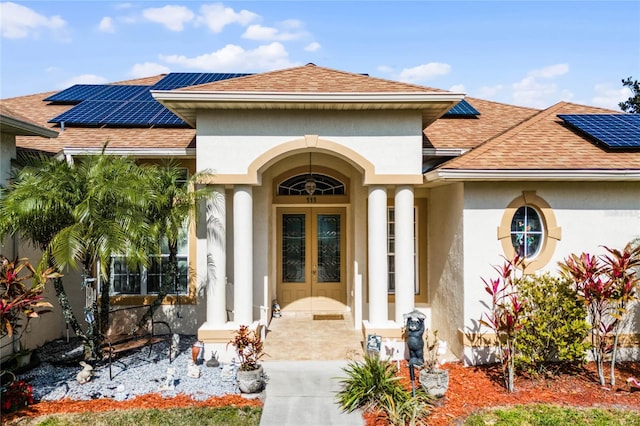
(233, 185), (253, 325)
(205, 186), (227, 325)
(368, 185), (388, 325)
(394, 185), (415, 324)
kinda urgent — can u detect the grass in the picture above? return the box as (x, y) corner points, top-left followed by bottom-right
(463, 404), (640, 426)
(6, 406), (262, 426)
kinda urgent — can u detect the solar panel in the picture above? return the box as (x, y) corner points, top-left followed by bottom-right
(152, 72), (251, 89)
(44, 85), (110, 104)
(149, 107), (187, 126)
(444, 99), (480, 116)
(558, 114), (640, 150)
(85, 85), (149, 101)
(99, 101), (164, 125)
(49, 101), (126, 125)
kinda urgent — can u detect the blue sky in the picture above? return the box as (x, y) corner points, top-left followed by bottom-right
(1, 1), (639, 110)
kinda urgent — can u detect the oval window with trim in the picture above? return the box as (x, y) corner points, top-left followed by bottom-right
(498, 191), (562, 273)
(510, 206), (543, 258)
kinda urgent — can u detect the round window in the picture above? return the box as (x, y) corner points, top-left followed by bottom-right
(510, 206), (543, 258)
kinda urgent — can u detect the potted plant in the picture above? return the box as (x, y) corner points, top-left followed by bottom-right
(418, 329), (449, 397)
(228, 324), (266, 393)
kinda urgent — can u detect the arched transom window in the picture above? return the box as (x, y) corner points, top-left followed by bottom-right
(277, 173), (345, 196)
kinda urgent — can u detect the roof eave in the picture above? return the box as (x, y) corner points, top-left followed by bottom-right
(56, 147), (196, 160)
(151, 91), (466, 128)
(0, 114), (59, 138)
(424, 169), (640, 182)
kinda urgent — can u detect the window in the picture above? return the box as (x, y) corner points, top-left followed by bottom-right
(387, 207), (418, 294)
(110, 233), (189, 296)
(498, 191), (561, 273)
(510, 206), (543, 258)
(277, 173), (345, 196)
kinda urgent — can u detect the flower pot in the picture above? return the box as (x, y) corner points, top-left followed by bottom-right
(419, 368), (449, 398)
(16, 351), (32, 369)
(236, 365), (265, 393)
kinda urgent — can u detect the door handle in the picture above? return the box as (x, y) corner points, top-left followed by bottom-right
(312, 264), (317, 275)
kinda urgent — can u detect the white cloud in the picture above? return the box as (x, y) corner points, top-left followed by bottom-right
(449, 84), (466, 93)
(142, 5), (195, 31)
(159, 42), (295, 72)
(242, 24), (303, 41)
(377, 65), (394, 74)
(115, 3), (133, 10)
(398, 62), (451, 84)
(0, 2), (69, 40)
(591, 83), (628, 111)
(512, 64), (571, 108)
(130, 62), (171, 78)
(59, 74), (108, 89)
(98, 16), (115, 33)
(476, 84), (504, 99)
(197, 3), (259, 33)
(304, 42), (321, 52)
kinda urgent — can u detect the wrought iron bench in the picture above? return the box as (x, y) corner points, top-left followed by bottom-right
(101, 305), (173, 380)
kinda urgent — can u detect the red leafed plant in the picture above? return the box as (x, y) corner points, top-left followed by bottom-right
(558, 243), (640, 387)
(0, 256), (59, 338)
(0, 379), (34, 413)
(480, 255), (527, 392)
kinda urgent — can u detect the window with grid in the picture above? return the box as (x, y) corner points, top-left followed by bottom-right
(387, 206), (418, 294)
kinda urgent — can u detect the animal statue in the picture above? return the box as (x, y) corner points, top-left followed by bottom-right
(403, 310), (426, 366)
(170, 333), (180, 361)
(76, 361), (94, 384)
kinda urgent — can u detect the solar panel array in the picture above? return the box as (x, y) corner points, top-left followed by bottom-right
(444, 99), (480, 116)
(558, 114), (640, 150)
(47, 73), (251, 127)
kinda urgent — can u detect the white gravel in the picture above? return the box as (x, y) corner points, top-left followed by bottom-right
(15, 335), (241, 402)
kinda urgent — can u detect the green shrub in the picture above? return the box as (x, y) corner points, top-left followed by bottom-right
(336, 356), (432, 425)
(515, 273), (590, 376)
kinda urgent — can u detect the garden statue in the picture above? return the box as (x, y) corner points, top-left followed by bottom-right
(160, 367), (176, 390)
(403, 310), (426, 366)
(76, 361), (94, 384)
(206, 351), (220, 368)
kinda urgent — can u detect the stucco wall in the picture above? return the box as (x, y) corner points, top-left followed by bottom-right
(196, 110), (423, 176)
(461, 181), (640, 362)
(427, 183), (465, 358)
(0, 133), (16, 186)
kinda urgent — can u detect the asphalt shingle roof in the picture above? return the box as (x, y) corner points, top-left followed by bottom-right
(2, 65), (639, 174)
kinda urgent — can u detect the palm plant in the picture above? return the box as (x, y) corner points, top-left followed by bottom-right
(1, 151), (156, 359)
(137, 160), (212, 326)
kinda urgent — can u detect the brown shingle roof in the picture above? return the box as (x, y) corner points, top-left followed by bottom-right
(424, 97), (540, 150)
(179, 63), (448, 93)
(439, 102), (640, 170)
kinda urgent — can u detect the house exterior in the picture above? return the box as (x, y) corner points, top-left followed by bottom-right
(2, 64), (639, 364)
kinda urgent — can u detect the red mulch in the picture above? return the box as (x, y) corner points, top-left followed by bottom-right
(1, 393), (261, 424)
(3, 361), (640, 425)
(365, 361), (640, 425)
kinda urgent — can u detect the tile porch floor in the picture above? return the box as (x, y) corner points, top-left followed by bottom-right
(262, 311), (364, 361)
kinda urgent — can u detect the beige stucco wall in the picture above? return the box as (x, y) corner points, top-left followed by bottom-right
(460, 181), (640, 363)
(427, 182), (465, 358)
(196, 110), (423, 177)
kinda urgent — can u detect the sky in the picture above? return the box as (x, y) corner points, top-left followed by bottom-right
(1, 1), (639, 110)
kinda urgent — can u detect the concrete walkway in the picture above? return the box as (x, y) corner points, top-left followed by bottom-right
(259, 360), (365, 426)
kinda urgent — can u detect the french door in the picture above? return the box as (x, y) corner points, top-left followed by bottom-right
(276, 207), (346, 310)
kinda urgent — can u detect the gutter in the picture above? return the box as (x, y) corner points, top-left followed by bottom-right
(424, 169), (640, 182)
(55, 147), (196, 161)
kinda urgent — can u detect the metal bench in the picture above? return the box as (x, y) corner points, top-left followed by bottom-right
(101, 305), (172, 380)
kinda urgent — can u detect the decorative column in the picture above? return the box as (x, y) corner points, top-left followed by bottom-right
(233, 185), (253, 325)
(205, 186), (227, 325)
(367, 185), (388, 325)
(394, 185), (415, 324)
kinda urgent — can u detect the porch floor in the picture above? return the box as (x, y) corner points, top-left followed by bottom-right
(262, 311), (364, 361)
